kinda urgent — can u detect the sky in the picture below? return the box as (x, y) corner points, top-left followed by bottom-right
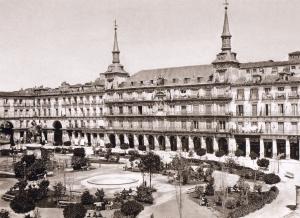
(0, 0), (299, 91)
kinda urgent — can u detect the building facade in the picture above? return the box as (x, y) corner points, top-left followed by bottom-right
(1, 5), (300, 160)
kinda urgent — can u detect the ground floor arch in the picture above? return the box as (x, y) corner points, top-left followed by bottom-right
(290, 138), (299, 160)
(158, 136), (165, 150)
(170, 136), (177, 151)
(53, 120), (62, 145)
(128, 134), (134, 148)
(218, 137), (228, 154)
(193, 136), (201, 152)
(206, 137), (213, 154)
(277, 139), (286, 159)
(250, 137), (260, 157)
(119, 134), (125, 145)
(181, 136), (189, 152)
(109, 134), (116, 147)
(148, 135), (155, 150)
(235, 137), (246, 156)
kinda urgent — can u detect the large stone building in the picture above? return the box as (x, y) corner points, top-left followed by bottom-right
(1, 4), (300, 160)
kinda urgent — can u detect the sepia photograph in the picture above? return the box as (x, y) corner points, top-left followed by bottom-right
(0, 0), (300, 217)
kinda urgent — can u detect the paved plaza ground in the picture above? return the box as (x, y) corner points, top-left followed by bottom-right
(0, 152), (300, 217)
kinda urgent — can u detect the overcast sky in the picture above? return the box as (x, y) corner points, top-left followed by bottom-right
(0, 0), (299, 91)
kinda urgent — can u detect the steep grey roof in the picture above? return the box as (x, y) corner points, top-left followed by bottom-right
(240, 60), (300, 69)
(127, 64), (213, 83)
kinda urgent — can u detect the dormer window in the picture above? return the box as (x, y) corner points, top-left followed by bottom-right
(246, 69), (250, 74)
(197, 77), (203, 83)
(150, 80), (153, 84)
(172, 78), (178, 83)
(184, 78), (190, 84)
(278, 87), (284, 91)
(131, 82), (134, 86)
(140, 81), (143, 85)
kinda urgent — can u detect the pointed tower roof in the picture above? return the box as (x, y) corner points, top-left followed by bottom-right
(103, 20), (129, 77)
(113, 20), (120, 53)
(112, 19), (120, 64)
(222, 5), (231, 37)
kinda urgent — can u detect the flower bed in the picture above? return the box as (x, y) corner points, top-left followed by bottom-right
(227, 186), (279, 218)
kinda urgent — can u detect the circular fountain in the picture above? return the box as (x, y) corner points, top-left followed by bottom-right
(87, 174), (139, 186)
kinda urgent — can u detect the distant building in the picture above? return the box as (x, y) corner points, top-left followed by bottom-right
(1, 4), (300, 160)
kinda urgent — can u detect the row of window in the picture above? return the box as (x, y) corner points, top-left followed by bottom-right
(236, 103), (298, 116)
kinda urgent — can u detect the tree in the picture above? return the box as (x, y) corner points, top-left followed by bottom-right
(105, 148), (112, 161)
(72, 148), (88, 170)
(140, 152), (161, 187)
(63, 203), (87, 218)
(121, 200), (144, 217)
(81, 190), (94, 205)
(14, 155), (47, 180)
(95, 189), (105, 202)
(53, 182), (66, 204)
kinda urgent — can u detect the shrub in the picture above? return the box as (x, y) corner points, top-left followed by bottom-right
(135, 185), (154, 204)
(54, 147), (62, 153)
(10, 194), (35, 213)
(215, 150), (225, 158)
(63, 141), (71, 146)
(0, 209), (9, 218)
(95, 188), (105, 202)
(121, 200), (144, 217)
(120, 143), (129, 150)
(63, 203), (87, 218)
(81, 190), (95, 205)
(105, 143), (113, 148)
(115, 154), (120, 163)
(257, 158), (270, 169)
(249, 151), (258, 160)
(225, 198), (238, 209)
(235, 149), (244, 157)
(71, 156), (88, 170)
(73, 148), (85, 158)
(138, 145), (146, 151)
(227, 186), (279, 218)
(196, 148), (206, 156)
(188, 150), (194, 157)
(263, 173), (281, 184)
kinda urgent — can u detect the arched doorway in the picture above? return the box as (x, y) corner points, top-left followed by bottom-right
(181, 136), (189, 152)
(158, 136), (165, 150)
(170, 136), (177, 151)
(53, 121), (62, 145)
(218, 138), (228, 154)
(148, 135), (155, 150)
(109, 134), (116, 147)
(193, 137), (201, 152)
(119, 134), (124, 145)
(206, 137), (213, 154)
(128, 134), (134, 148)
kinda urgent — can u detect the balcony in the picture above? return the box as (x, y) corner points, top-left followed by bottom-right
(288, 92), (299, 99)
(249, 95), (259, 100)
(275, 93), (286, 100)
(262, 93), (273, 100)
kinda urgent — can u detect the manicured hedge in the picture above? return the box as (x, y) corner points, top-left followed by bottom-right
(227, 186), (279, 218)
(263, 173), (281, 184)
